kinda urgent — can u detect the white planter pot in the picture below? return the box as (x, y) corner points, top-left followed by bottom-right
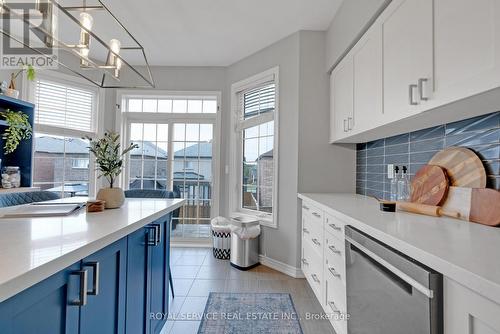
(5, 89), (19, 99)
(96, 187), (125, 209)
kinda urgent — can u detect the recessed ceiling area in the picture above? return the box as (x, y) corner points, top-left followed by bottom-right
(99, 0), (344, 66)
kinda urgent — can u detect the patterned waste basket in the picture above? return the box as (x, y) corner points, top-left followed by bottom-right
(211, 217), (231, 259)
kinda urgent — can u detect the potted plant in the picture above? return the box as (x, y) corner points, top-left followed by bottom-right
(87, 131), (138, 209)
(5, 65), (36, 99)
(1, 109), (32, 154)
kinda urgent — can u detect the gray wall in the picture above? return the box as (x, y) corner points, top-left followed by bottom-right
(225, 32), (302, 267)
(325, 0), (390, 71)
(298, 31), (355, 194)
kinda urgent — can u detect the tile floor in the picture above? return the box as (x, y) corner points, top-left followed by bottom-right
(160, 247), (336, 334)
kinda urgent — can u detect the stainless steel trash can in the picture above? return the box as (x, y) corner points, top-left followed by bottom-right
(230, 217), (260, 270)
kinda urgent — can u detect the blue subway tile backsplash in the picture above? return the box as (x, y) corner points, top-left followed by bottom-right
(356, 111), (500, 199)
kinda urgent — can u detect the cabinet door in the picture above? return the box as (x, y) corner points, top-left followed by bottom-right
(382, 0), (433, 121)
(445, 278), (500, 334)
(0, 263), (81, 334)
(80, 238), (127, 334)
(330, 55), (354, 142)
(352, 24), (383, 134)
(126, 226), (152, 334)
(431, 0), (500, 110)
(149, 217), (170, 334)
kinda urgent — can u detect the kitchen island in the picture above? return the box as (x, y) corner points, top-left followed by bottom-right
(0, 197), (185, 334)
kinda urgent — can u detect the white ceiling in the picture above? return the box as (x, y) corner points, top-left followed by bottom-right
(99, 0), (344, 66)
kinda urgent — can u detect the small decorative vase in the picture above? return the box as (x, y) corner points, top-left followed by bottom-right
(5, 88), (19, 99)
(96, 187), (125, 209)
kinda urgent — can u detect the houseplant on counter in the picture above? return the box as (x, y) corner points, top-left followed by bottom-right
(3, 65), (36, 98)
(87, 131), (138, 209)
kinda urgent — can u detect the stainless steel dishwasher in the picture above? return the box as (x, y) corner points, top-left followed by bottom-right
(345, 226), (442, 334)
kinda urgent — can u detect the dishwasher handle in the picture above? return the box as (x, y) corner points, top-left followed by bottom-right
(346, 236), (434, 299)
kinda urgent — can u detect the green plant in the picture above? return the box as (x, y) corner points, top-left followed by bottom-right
(86, 131), (138, 188)
(0, 109), (32, 154)
(9, 65), (36, 90)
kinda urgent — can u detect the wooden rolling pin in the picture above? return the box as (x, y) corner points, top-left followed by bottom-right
(397, 201), (460, 218)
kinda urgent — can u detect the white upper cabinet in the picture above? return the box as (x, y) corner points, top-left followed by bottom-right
(329, 0), (500, 143)
(381, 0), (433, 122)
(430, 0), (500, 110)
(352, 24), (383, 134)
(330, 55), (354, 142)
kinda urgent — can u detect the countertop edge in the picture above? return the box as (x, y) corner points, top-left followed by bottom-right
(298, 193), (500, 305)
(0, 199), (185, 303)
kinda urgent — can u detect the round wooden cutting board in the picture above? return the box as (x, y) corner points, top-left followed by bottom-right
(411, 165), (449, 206)
(428, 147), (487, 188)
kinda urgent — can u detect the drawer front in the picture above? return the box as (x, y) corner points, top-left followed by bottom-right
(325, 271), (347, 319)
(324, 212), (345, 243)
(324, 232), (346, 286)
(302, 217), (324, 258)
(325, 274), (348, 334)
(302, 241), (323, 301)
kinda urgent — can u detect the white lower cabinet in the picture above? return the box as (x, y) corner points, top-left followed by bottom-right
(301, 200), (348, 334)
(445, 278), (500, 334)
(301, 197), (500, 334)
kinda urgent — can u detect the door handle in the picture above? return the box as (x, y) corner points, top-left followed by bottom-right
(347, 117), (353, 130)
(152, 223), (162, 245)
(418, 78), (429, 101)
(302, 228), (310, 234)
(329, 223), (341, 232)
(329, 245), (341, 255)
(83, 261), (99, 296)
(301, 258), (309, 266)
(69, 270), (88, 306)
(409, 84), (418, 105)
(146, 225), (159, 246)
(302, 205), (309, 211)
(328, 267), (341, 279)
(343, 119), (348, 132)
(312, 238), (321, 246)
(328, 301), (341, 313)
(311, 274), (320, 283)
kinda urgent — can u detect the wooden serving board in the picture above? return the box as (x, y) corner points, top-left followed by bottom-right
(429, 147), (486, 188)
(411, 165), (449, 206)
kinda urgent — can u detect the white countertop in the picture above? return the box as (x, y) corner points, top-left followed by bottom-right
(298, 193), (500, 304)
(0, 198), (185, 303)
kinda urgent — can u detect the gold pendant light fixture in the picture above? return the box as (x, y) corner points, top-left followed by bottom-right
(0, 0), (155, 88)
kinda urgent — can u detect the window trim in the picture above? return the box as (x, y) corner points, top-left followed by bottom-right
(27, 70), (104, 197)
(229, 67), (280, 228)
(115, 90), (222, 223)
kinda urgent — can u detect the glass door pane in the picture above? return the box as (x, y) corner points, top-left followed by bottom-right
(128, 123), (169, 190)
(172, 123), (213, 239)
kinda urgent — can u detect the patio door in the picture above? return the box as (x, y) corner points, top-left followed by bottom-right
(126, 119), (217, 240)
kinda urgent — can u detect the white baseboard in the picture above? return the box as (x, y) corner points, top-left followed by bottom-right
(258, 255), (305, 279)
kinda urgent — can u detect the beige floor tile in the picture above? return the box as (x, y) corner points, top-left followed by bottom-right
(167, 296), (186, 319)
(226, 266), (260, 280)
(188, 279), (226, 297)
(172, 265), (201, 279)
(174, 255), (207, 266)
(171, 279), (194, 296)
(223, 279), (259, 293)
(201, 254), (228, 266)
(196, 265), (228, 279)
(255, 265), (294, 280)
(257, 279), (290, 293)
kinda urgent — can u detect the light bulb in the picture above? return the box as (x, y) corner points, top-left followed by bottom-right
(80, 47), (89, 67)
(79, 12), (93, 30)
(108, 39), (122, 78)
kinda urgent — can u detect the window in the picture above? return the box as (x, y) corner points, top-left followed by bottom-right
(230, 68), (279, 227)
(72, 159), (89, 169)
(119, 92), (220, 239)
(32, 76), (99, 197)
(124, 97), (217, 113)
